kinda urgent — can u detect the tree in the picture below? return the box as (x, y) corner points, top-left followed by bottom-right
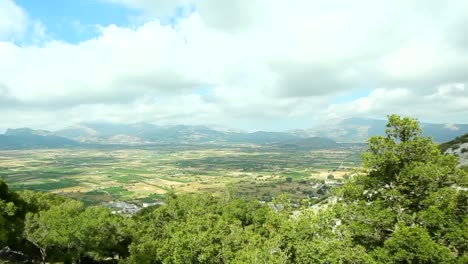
(371, 225), (455, 263)
(127, 193), (273, 264)
(76, 206), (130, 260)
(18, 190), (67, 213)
(0, 180), (26, 250)
(24, 200), (85, 263)
(338, 115), (468, 260)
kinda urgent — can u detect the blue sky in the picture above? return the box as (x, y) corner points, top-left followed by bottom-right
(330, 89), (371, 104)
(0, 0), (467, 131)
(16, 0), (134, 43)
(15, 0), (193, 44)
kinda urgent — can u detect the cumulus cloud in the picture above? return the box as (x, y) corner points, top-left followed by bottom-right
(1, 0), (468, 131)
(324, 84), (468, 123)
(0, 20), (212, 106)
(0, 0), (28, 40)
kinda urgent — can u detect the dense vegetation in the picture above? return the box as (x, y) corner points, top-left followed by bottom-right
(1, 115), (467, 263)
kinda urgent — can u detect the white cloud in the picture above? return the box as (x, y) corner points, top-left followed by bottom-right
(1, 0), (468, 131)
(0, 0), (47, 44)
(324, 84), (468, 123)
(195, 0), (265, 33)
(0, 20), (210, 105)
(0, 0), (28, 40)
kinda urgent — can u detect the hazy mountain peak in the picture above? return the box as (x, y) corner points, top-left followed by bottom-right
(4, 128), (53, 136)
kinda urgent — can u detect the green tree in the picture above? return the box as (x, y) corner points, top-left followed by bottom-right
(127, 193), (274, 264)
(77, 206), (130, 260)
(18, 190), (67, 213)
(338, 114), (467, 260)
(24, 200), (85, 263)
(0, 180), (26, 250)
(371, 225), (455, 263)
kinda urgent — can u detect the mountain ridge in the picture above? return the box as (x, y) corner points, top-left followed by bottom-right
(1, 125), (335, 149)
(2, 117), (467, 149)
(288, 117), (468, 143)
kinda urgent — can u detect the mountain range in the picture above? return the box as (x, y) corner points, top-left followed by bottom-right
(1, 118), (467, 149)
(289, 117), (468, 143)
(0, 128), (80, 149)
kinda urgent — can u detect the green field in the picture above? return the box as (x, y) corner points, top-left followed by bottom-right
(0, 144), (363, 204)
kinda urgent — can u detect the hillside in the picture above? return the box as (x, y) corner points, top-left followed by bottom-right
(0, 129), (81, 149)
(440, 133), (468, 167)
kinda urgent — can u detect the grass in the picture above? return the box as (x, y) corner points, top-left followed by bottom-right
(11, 178), (79, 191)
(101, 186), (135, 197)
(140, 193), (166, 202)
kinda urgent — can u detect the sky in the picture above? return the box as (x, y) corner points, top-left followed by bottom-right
(0, 0), (467, 132)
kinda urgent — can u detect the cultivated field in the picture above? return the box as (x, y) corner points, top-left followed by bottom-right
(0, 144), (363, 204)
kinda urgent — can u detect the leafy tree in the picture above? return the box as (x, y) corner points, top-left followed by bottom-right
(0, 180), (27, 250)
(371, 225), (455, 263)
(127, 193), (274, 264)
(18, 190), (67, 213)
(24, 200), (85, 263)
(0, 198), (17, 247)
(76, 206), (130, 260)
(338, 114), (468, 260)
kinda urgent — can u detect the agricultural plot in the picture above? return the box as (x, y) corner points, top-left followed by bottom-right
(0, 144), (364, 204)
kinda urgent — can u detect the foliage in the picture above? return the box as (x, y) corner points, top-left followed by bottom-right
(0, 180), (27, 250)
(339, 114), (468, 261)
(371, 225), (455, 263)
(23, 200), (130, 263)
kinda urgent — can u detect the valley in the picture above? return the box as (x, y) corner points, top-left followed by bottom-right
(1, 118), (465, 207)
(0, 144), (363, 205)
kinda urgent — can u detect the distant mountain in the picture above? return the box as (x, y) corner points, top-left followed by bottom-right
(419, 123), (468, 143)
(5, 117), (464, 149)
(55, 123), (157, 143)
(5, 128), (54, 137)
(290, 118), (468, 143)
(137, 125), (226, 143)
(1, 123), (339, 149)
(0, 128), (81, 149)
(81, 122), (157, 136)
(53, 123), (308, 145)
(54, 125), (98, 139)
